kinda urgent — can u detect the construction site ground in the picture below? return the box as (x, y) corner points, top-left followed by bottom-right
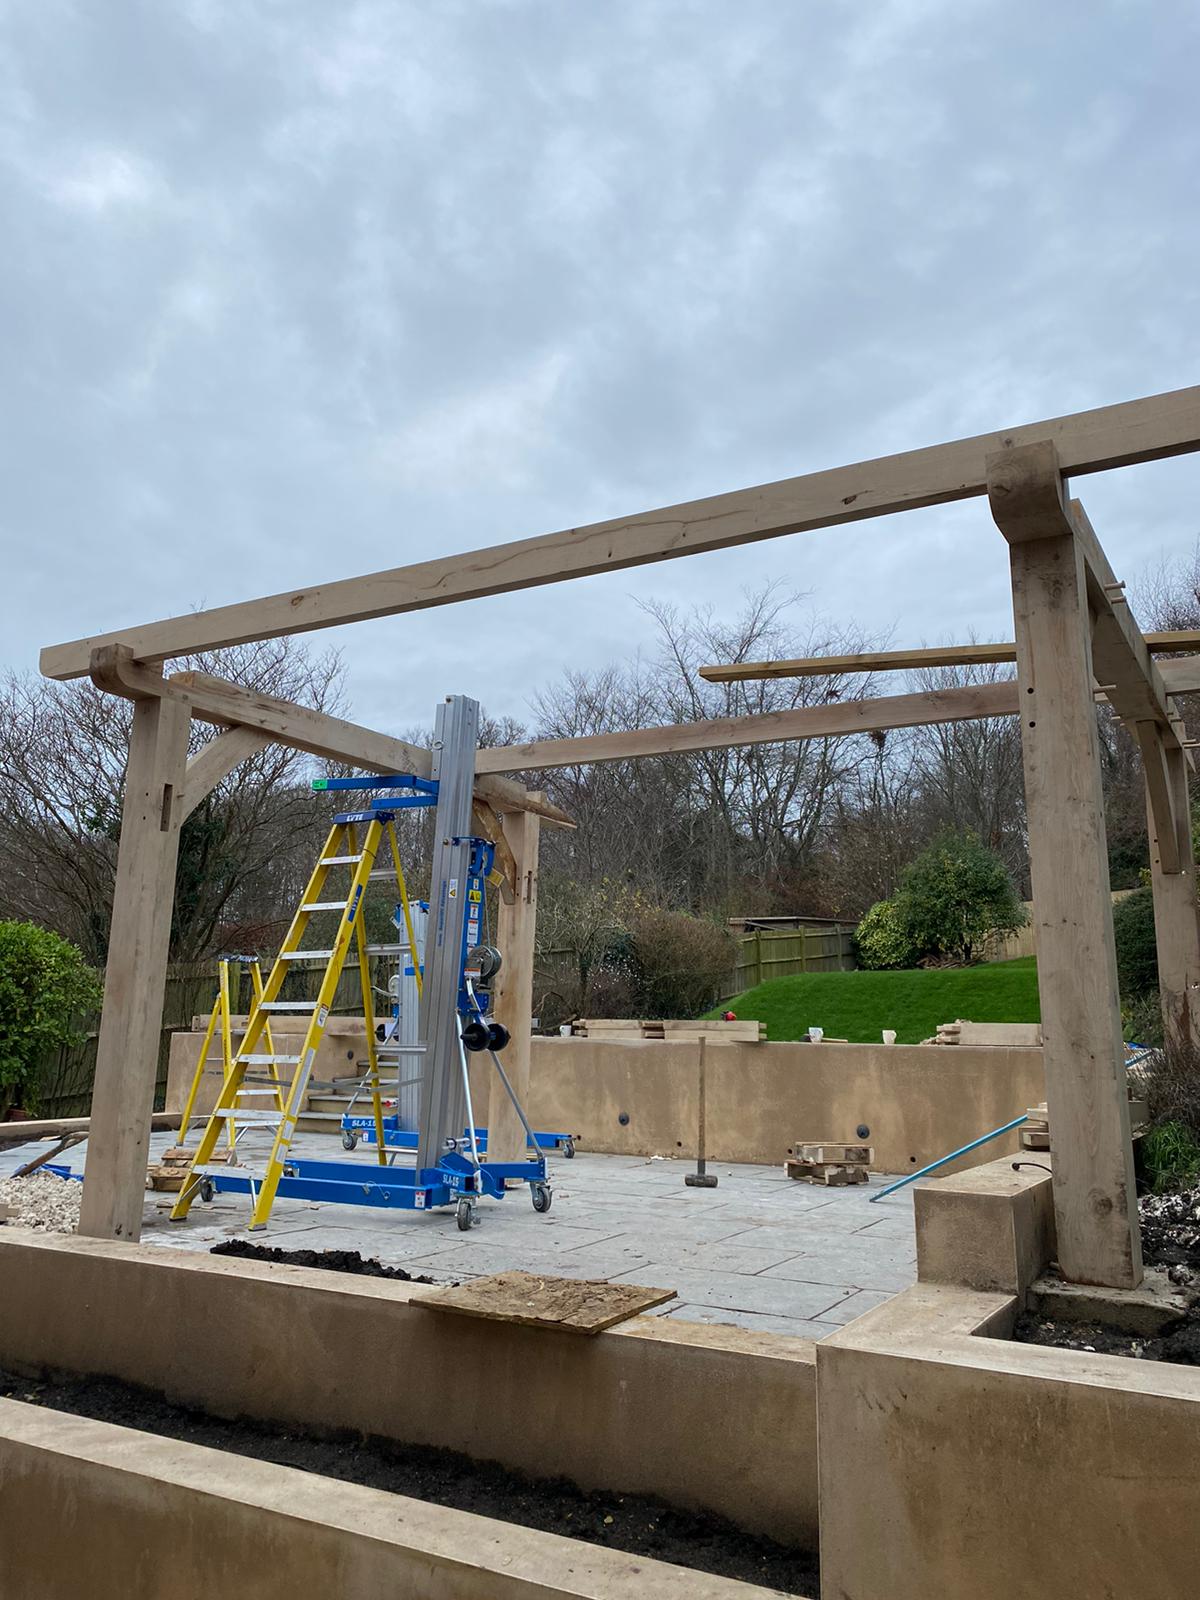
(0, 1133), (917, 1338)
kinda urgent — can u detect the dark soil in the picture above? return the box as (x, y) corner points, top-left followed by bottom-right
(1013, 1307), (1200, 1365)
(0, 1367), (816, 1595)
(1012, 1186), (1200, 1366)
(211, 1240), (441, 1283)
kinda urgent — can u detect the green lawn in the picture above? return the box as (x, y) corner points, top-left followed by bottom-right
(712, 957), (1040, 1045)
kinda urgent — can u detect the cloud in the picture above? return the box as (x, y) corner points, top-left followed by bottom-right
(1, 0), (1198, 738)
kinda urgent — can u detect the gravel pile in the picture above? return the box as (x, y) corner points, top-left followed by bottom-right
(0, 1172), (81, 1232)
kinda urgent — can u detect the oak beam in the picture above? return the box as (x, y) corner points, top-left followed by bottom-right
(181, 728), (272, 821)
(1140, 721), (1200, 1052)
(486, 804), (542, 1165)
(475, 681), (1022, 773)
(989, 442), (1141, 1289)
(699, 630), (1200, 685)
(78, 690), (191, 1242)
(40, 386), (1200, 680)
(1070, 502), (1174, 729)
(89, 649), (573, 827)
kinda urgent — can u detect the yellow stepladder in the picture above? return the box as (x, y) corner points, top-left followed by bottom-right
(170, 815), (411, 1229)
(177, 957), (284, 1148)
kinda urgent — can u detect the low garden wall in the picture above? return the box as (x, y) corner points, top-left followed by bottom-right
(166, 1031), (1046, 1174)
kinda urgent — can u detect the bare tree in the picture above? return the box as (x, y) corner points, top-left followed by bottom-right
(0, 639), (345, 962)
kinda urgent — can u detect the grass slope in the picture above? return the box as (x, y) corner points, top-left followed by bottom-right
(714, 957), (1039, 1045)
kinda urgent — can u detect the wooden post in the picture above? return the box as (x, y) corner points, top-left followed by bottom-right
(989, 443), (1141, 1288)
(78, 692), (190, 1241)
(1140, 723), (1200, 1052)
(487, 803), (541, 1164)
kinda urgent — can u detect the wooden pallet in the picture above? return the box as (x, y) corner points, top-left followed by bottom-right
(785, 1159), (868, 1186)
(794, 1141), (872, 1166)
(146, 1146), (237, 1192)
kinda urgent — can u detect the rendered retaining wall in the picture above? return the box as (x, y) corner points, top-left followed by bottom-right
(166, 1033), (1045, 1174)
(0, 1400), (788, 1599)
(818, 1155), (1200, 1599)
(0, 1229), (818, 1547)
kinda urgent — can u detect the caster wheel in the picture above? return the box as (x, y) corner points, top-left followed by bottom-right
(199, 1179), (215, 1203)
(456, 1198), (475, 1232)
(341, 1132), (358, 1151)
(531, 1183), (552, 1214)
(564, 1138), (576, 1160)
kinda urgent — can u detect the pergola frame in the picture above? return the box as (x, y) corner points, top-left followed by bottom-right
(42, 384), (1200, 1288)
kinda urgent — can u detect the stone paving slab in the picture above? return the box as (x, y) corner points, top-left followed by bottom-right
(0, 1133), (917, 1340)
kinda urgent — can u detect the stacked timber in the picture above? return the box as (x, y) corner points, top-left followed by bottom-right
(146, 1146), (237, 1192)
(1022, 1088), (1150, 1153)
(786, 1141), (873, 1186)
(1020, 1104), (1050, 1151)
(573, 1018), (766, 1043)
(927, 1020), (1043, 1047)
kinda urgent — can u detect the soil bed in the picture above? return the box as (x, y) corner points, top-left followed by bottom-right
(1013, 1305), (1200, 1365)
(211, 1239), (442, 1283)
(1013, 1186), (1200, 1366)
(0, 1366), (816, 1595)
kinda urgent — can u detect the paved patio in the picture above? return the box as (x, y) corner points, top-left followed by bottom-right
(3, 1132), (918, 1340)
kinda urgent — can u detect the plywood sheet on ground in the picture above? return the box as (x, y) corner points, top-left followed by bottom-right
(415, 1271), (676, 1334)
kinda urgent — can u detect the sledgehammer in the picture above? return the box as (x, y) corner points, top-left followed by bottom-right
(684, 1036), (718, 1189)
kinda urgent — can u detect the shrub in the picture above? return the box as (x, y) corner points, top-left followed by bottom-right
(628, 908), (738, 1018)
(854, 899), (919, 970)
(1112, 886), (1158, 1000)
(1142, 1119), (1200, 1194)
(897, 831), (1027, 965)
(0, 921), (103, 1116)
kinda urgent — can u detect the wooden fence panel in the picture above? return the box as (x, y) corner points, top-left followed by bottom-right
(717, 925), (856, 1000)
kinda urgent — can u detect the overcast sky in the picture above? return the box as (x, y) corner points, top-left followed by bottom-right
(2, 0), (1198, 734)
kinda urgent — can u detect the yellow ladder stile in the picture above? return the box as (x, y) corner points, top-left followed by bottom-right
(171, 821), (353, 1222)
(246, 820), (386, 1228)
(177, 964), (225, 1146)
(171, 811), (421, 1230)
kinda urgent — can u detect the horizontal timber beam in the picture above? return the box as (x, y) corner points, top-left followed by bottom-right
(91, 649), (574, 827)
(700, 630), (1200, 684)
(42, 385), (1200, 679)
(475, 680), (1022, 773)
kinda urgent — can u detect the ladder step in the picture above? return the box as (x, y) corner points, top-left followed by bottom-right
(363, 943), (412, 956)
(257, 1002), (317, 1012)
(367, 870), (400, 881)
(279, 950), (335, 961)
(238, 1055), (302, 1065)
(213, 1111), (283, 1126)
(300, 901), (350, 912)
(319, 854), (364, 864)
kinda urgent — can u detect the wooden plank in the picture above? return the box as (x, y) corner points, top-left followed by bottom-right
(989, 442), (1142, 1289)
(78, 691), (191, 1242)
(89, 648), (574, 828)
(486, 804), (540, 1163)
(414, 1271), (676, 1334)
(181, 727), (272, 821)
(0, 1113), (181, 1146)
(700, 629), (1200, 684)
(951, 1021), (1043, 1048)
(41, 386), (1200, 680)
(795, 1142), (873, 1165)
(476, 681), (1022, 773)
